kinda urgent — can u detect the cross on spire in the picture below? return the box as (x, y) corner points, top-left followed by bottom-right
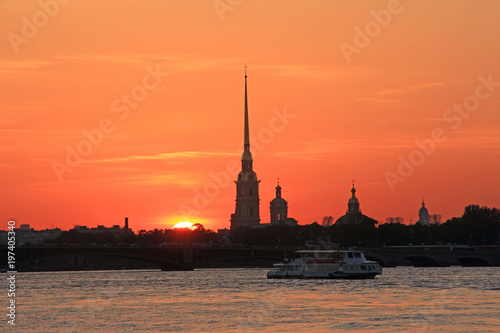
(243, 66), (249, 150)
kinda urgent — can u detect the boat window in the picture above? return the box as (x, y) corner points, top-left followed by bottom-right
(361, 265), (366, 270)
(348, 253), (354, 258)
(354, 253), (362, 258)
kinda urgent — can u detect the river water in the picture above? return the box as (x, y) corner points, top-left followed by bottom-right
(7, 267), (500, 332)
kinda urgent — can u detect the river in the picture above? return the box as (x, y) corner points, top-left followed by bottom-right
(8, 267), (500, 332)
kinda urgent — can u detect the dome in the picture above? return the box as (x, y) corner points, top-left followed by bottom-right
(419, 201), (428, 214)
(271, 196), (287, 204)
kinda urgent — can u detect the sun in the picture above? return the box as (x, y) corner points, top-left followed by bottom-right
(172, 221), (196, 230)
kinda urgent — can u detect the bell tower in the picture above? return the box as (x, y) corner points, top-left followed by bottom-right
(270, 179), (288, 224)
(230, 67), (260, 230)
(347, 181), (361, 214)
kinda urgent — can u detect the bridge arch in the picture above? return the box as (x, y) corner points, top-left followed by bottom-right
(364, 255), (387, 267)
(404, 255), (441, 267)
(456, 256), (490, 266)
(15, 247), (192, 271)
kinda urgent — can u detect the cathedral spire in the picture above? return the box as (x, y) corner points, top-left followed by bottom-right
(230, 67), (260, 230)
(244, 65), (250, 152)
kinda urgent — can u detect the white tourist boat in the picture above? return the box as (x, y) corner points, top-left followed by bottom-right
(267, 249), (382, 279)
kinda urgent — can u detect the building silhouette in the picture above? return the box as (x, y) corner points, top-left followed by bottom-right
(334, 183), (375, 226)
(270, 180), (298, 226)
(415, 200), (441, 225)
(386, 217), (404, 224)
(429, 214), (442, 224)
(0, 224), (62, 245)
(270, 180), (287, 223)
(230, 68), (260, 230)
(416, 200), (430, 226)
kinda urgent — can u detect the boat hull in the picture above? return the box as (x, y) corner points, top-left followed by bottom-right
(267, 272), (380, 280)
(266, 249), (382, 280)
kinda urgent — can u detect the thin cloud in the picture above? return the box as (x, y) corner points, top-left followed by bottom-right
(88, 151), (238, 163)
(274, 138), (422, 160)
(0, 59), (52, 74)
(59, 53), (246, 72)
(374, 81), (446, 96)
(122, 172), (203, 187)
(257, 64), (385, 80)
(356, 97), (396, 103)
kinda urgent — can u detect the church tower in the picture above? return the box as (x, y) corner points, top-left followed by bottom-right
(270, 179), (288, 224)
(230, 68), (260, 230)
(347, 182), (361, 214)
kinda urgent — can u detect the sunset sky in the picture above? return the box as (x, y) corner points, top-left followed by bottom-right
(1, 0), (499, 232)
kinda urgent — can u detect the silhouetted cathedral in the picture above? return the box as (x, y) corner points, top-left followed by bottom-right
(335, 182), (375, 226)
(230, 69), (260, 230)
(416, 200), (430, 226)
(270, 180), (287, 223)
(270, 180), (298, 226)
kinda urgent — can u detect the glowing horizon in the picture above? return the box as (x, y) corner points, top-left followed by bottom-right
(1, 1), (500, 232)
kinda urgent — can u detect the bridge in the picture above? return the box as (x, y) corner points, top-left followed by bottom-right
(2, 245), (499, 271)
(364, 246), (500, 267)
(4, 245), (297, 271)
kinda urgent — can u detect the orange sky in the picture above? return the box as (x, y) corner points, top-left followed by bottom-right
(1, 0), (499, 231)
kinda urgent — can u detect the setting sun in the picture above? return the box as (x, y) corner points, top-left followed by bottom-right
(172, 221), (196, 230)
(1, 1), (499, 233)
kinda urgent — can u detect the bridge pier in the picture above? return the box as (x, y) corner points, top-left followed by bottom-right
(160, 247), (194, 271)
(160, 264), (193, 271)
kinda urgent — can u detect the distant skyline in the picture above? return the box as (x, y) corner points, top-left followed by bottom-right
(1, 1), (499, 231)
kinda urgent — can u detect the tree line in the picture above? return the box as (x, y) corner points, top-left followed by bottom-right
(44, 205), (499, 248)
